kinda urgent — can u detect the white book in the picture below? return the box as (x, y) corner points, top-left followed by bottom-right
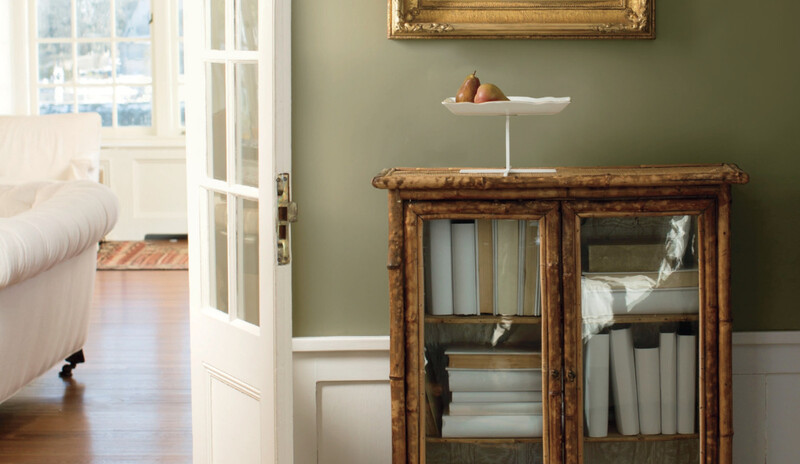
(493, 220), (521, 316)
(660, 332), (678, 435)
(522, 221), (540, 316)
(635, 347), (661, 435)
(451, 221), (479, 315)
(447, 368), (542, 392)
(451, 391), (541, 403)
(449, 401), (543, 416)
(584, 333), (610, 438)
(441, 413), (543, 438)
(610, 327), (639, 435)
(428, 219), (453, 315)
(677, 334), (697, 434)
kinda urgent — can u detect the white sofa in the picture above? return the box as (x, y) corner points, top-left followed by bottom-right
(0, 113), (118, 403)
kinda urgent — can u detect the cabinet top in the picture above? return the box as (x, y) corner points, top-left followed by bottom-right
(372, 164), (749, 191)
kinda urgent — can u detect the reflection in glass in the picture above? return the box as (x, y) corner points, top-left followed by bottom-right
(77, 0), (110, 38)
(38, 0), (71, 38)
(235, 63), (258, 187)
(78, 86), (113, 126)
(209, 191), (228, 314)
(116, 42), (152, 84)
(209, 0), (225, 50)
(236, 198), (259, 326)
(580, 215), (700, 463)
(39, 87), (75, 115)
(38, 43), (73, 84)
(117, 85), (152, 126)
(77, 43), (112, 83)
(235, 0), (258, 51)
(207, 62), (226, 181)
(116, 0), (151, 38)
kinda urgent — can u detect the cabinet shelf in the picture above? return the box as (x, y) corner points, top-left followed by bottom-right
(582, 313), (699, 324)
(427, 437), (543, 444)
(584, 432), (699, 443)
(425, 315), (542, 325)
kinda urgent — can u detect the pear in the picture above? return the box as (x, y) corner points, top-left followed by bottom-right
(474, 83), (510, 103)
(455, 71), (481, 103)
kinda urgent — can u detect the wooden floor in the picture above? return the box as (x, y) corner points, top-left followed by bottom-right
(0, 271), (192, 463)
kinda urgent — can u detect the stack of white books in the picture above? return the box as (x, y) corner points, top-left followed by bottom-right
(442, 347), (543, 438)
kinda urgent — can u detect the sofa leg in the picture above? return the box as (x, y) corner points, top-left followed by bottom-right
(59, 350), (86, 378)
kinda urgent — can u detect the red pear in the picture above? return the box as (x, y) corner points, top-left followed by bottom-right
(455, 71), (481, 103)
(474, 83), (510, 103)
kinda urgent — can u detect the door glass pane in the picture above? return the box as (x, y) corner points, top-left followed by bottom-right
(235, 63), (258, 187)
(236, 198), (259, 326)
(116, 0), (151, 38)
(209, 191), (229, 314)
(235, 0), (257, 51)
(38, 0), (72, 38)
(38, 43), (73, 84)
(77, 0), (110, 38)
(422, 219), (545, 463)
(116, 42), (152, 84)
(580, 215), (700, 463)
(207, 62), (227, 181)
(209, 0), (225, 50)
(77, 43), (112, 83)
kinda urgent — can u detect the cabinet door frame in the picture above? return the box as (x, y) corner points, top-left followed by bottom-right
(562, 197), (723, 464)
(396, 200), (563, 464)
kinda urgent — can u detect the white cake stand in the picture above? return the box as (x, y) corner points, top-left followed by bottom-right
(442, 96), (571, 177)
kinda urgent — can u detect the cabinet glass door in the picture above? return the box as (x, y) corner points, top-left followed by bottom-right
(418, 215), (555, 464)
(575, 213), (704, 463)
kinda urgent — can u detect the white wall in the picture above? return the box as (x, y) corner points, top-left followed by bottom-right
(0, 0), (31, 115)
(293, 332), (800, 464)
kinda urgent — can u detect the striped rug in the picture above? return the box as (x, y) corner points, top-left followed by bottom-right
(97, 240), (189, 270)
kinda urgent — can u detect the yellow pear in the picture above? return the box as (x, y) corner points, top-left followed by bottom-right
(455, 71), (481, 103)
(474, 83), (510, 103)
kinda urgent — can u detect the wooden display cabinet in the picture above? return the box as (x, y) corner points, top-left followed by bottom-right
(373, 165), (748, 464)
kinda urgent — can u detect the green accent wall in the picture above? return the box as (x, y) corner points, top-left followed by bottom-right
(292, 0), (800, 336)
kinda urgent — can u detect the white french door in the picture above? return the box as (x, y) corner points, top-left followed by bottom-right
(184, 0), (292, 462)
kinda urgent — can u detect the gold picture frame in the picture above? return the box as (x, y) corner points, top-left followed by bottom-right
(388, 0), (654, 39)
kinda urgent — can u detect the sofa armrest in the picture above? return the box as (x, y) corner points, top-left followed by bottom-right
(0, 181), (118, 290)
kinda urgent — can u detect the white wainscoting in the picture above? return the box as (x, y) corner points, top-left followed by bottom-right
(293, 332), (800, 464)
(99, 142), (187, 240)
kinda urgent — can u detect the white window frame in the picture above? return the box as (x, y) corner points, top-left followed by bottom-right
(27, 0), (185, 143)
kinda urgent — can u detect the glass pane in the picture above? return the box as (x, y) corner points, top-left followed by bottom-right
(116, 0), (151, 38)
(116, 42), (152, 84)
(117, 85), (152, 126)
(209, 0), (225, 50)
(77, 43), (112, 83)
(235, 63), (258, 187)
(179, 41), (185, 76)
(208, 191), (229, 314)
(422, 219), (544, 462)
(580, 215), (700, 463)
(178, 83), (186, 127)
(76, 0), (110, 38)
(39, 87), (75, 114)
(38, 43), (73, 84)
(235, 0), (257, 51)
(236, 198), (259, 326)
(38, 0), (71, 38)
(178, 0), (184, 37)
(78, 86), (113, 126)
(207, 62), (226, 181)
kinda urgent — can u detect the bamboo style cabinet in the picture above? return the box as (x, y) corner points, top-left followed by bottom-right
(372, 165), (749, 464)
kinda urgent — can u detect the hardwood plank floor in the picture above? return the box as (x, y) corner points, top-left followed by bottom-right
(0, 270), (192, 463)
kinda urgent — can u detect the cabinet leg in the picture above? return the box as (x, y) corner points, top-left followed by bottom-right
(58, 350), (86, 378)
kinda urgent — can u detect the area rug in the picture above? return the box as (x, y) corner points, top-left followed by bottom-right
(97, 240), (189, 270)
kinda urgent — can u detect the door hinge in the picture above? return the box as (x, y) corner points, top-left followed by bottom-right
(276, 173), (298, 265)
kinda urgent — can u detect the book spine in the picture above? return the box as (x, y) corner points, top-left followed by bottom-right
(448, 401), (543, 416)
(441, 414), (543, 438)
(451, 391), (541, 403)
(660, 332), (678, 435)
(428, 219), (453, 315)
(476, 219), (494, 314)
(522, 221), (540, 316)
(635, 347), (661, 435)
(610, 327), (640, 435)
(677, 334), (697, 434)
(451, 221), (478, 315)
(493, 220), (520, 316)
(584, 333), (610, 438)
(447, 369), (542, 392)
